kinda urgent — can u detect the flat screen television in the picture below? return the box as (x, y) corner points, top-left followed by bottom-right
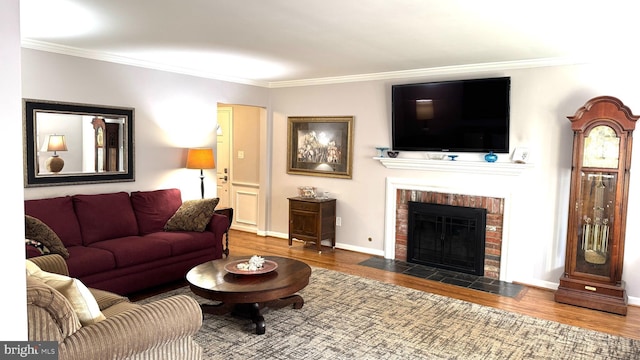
(391, 77), (511, 153)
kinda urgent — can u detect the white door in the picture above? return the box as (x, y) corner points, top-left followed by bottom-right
(216, 107), (232, 208)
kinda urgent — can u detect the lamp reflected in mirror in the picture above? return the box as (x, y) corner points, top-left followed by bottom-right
(42, 134), (68, 173)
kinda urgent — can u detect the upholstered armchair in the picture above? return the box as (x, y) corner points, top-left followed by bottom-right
(26, 254), (203, 360)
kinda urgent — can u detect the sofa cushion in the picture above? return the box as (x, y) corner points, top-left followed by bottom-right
(73, 192), (139, 245)
(89, 236), (172, 268)
(25, 215), (70, 258)
(130, 189), (183, 235)
(25, 196), (83, 247)
(65, 246), (117, 278)
(144, 231), (216, 256)
(26, 260), (106, 326)
(164, 198), (219, 232)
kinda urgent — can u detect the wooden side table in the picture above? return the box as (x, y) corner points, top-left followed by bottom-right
(288, 197), (336, 253)
(214, 207), (233, 257)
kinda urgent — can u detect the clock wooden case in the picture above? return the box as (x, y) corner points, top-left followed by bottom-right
(555, 96), (639, 315)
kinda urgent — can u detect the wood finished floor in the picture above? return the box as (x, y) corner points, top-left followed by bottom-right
(227, 229), (640, 341)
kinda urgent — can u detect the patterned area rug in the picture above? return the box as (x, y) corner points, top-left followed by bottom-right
(138, 268), (639, 359)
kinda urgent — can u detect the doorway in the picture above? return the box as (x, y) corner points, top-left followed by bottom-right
(216, 104), (267, 234)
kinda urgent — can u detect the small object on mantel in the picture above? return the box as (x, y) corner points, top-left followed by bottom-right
(447, 155), (458, 161)
(484, 151), (498, 163)
(375, 147), (389, 157)
(387, 151), (399, 158)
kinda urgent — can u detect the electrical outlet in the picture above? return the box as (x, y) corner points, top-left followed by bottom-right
(336, 217), (342, 226)
(237, 150), (245, 159)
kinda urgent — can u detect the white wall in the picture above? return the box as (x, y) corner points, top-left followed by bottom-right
(1, 0), (27, 339)
(269, 63), (640, 303)
(22, 49), (269, 201)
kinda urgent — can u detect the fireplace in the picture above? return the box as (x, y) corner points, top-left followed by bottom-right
(407, 202), (486, 276)
(391, 187), (505, 279)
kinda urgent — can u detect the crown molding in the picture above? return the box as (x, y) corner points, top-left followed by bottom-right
(267, 57), (584, 88)
(22, 39), (584, 89)
(21, 39), (270, 87)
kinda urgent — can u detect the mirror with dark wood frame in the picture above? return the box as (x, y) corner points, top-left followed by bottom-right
(23, 99), (135, 187)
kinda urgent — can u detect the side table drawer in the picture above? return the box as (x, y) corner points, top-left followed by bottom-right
(290, 200), (320, 212)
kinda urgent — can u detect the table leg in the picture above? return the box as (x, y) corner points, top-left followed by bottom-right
(199, 295), (304, 335)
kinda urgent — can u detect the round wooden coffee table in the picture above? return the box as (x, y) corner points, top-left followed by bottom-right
(186, 256), (311, 334)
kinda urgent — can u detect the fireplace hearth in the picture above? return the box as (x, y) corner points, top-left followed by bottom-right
(408, 202), (487, 276)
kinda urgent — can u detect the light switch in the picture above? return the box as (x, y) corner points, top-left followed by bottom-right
(238, 150), (245, 159)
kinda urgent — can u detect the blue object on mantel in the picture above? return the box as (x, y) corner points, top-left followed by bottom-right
(447, 155), (458, 161)
(484, 151), (498, 162)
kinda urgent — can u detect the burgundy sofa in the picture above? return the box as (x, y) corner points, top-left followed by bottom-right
(24, 188), (228, 295)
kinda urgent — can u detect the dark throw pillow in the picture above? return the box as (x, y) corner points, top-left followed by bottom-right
(25, 215), (70, 259)
(164, 198), (220, 232)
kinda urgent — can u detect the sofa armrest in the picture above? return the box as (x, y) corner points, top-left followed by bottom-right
(28, 254), (69, 276)
(60, 295), (203, 360)
(208, 213), (229, 236)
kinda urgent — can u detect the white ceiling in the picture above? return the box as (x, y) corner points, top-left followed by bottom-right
(19, 0), (640, 87)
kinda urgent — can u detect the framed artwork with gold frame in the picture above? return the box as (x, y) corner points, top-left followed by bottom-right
(287, 116), (354, 179)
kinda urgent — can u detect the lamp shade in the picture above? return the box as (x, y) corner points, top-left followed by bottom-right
(186, 148), (215, 169)
(45, 135), (68, 152)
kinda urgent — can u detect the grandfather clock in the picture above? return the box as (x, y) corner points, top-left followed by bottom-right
(555, 96), (639, 315)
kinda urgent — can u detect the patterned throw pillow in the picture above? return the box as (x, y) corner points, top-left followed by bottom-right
(164, 198), (220, 232)
(25, 215), (70, 259)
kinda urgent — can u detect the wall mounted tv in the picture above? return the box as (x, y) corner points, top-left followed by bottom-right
(391, 77), (510, 153)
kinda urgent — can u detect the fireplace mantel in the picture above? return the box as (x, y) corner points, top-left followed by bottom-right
(374, 157), (532, 176)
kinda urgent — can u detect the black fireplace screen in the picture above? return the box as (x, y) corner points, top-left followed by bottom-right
(407, 202), (487, 276)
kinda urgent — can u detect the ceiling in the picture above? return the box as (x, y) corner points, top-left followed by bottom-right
(19, 0), (640, 87)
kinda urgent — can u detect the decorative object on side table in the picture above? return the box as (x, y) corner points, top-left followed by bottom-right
(484, 151), (498, 162)
(387, 151), (399, 158)
(186, 148), (215, 199)
(298, 186), (316, 198)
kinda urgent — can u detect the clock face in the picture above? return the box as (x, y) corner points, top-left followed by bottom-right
(582, 125), (620, 168)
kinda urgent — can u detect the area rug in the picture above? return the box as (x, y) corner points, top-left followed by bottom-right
(138, 268), (639, 359)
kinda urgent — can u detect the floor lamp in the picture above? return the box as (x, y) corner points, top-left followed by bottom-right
(186, 148), (215, 199)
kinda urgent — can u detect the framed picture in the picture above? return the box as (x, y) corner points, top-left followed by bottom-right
(287, 116), (354, 179)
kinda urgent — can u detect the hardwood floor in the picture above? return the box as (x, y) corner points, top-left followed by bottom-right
(228, 229), (640, 340)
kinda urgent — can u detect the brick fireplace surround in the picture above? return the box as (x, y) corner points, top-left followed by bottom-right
(394, 189), (505, 280)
